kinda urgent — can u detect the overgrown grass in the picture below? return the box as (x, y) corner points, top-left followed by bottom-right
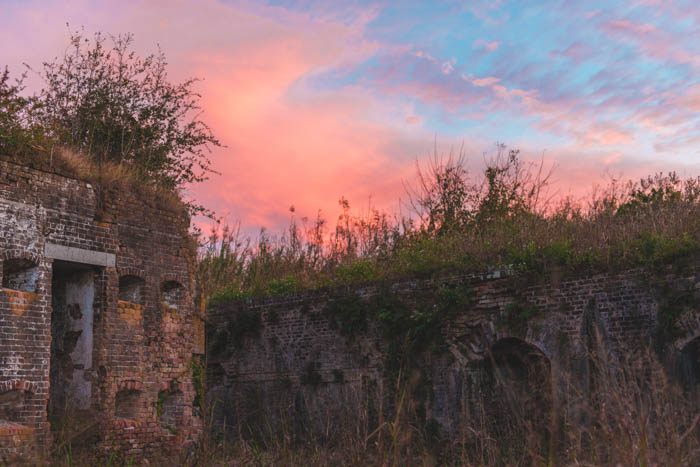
(201, 161), (700, 304)
(182, 347), (698, 466)
(2, 147), (188, 215)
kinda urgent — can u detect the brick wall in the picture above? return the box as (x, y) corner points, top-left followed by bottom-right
(207, 264), (700, 438)
(0, 156), (203, 462)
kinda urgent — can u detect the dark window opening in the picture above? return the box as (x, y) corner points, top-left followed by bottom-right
(161, 281), (185, 310)
(119, 275), (145, 304)
(0, 390), (28, 423)
(158, 390), (184, 432)
(2, 258), (39, 293)
(483, 338), (552, 453)
(115, 389), (142, 419)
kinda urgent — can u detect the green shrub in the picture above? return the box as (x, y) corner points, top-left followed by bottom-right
(208, 287), (252, 307)
(266, 277), (298, 295)
(335, 259), (377, 283)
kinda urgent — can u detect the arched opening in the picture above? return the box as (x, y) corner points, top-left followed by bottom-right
(483, 338), (552, 457)
(118, 275), (145, 305)
(679, 337), (700, 393)
(115, 389), (142, 420)
(0, 389), (28, 424)
(161, 281), (185, 311)
(2, 258), (38, 293)
(157, 390), (184, 433)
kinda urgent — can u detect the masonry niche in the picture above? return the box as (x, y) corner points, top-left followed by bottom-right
(49, 261), (99, 417)
(484, 338), (552, 442)
(679, 337), (700, 395)
(1, 258), (38, 293)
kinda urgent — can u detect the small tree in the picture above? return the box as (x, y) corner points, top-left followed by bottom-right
(475, 145), (552, 225)
(406, 144), (553, 235)
(0, 68), (47, 155)
(405, 148), (477, 235)
(30, 30), (222, 191)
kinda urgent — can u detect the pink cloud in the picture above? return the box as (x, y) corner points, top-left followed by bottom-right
(601, 18), (699, 68)
(0, 0), (419, 233)
(605, 20), (657, 36)
(0, 0), (696, 235)
(550, 42), (594, 63)
(582, 126), (633, 146)
(472, 76), (501, 86)
(473, 40), (500, 51)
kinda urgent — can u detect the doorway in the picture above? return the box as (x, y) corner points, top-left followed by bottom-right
(49, 261), (97, 418)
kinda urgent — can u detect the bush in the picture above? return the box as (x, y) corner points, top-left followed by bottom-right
(2, 30), (222, 216)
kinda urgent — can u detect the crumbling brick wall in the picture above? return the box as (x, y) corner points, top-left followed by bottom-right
(0, 156), (203, 462)
(207, 264), (700, 438)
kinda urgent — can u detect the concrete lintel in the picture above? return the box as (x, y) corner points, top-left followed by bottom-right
(45, 243), (116, 267)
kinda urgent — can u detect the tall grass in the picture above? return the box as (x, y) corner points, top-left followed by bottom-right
(179, 346), (698, 466)
(201, 149), (700, 303)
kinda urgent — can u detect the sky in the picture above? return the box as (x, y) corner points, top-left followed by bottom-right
(1, 0), (698, 235)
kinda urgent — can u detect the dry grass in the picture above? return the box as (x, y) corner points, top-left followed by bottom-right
(172, 346), (698, 466)
(42, 346), (699, 466)
(7, 147), (187, 215)
(201, 170), (700, 303)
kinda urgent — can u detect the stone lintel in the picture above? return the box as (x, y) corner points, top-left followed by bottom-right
(45, 243), (115, 267)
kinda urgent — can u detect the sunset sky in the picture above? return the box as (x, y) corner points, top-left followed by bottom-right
(1, 0), (698, 235)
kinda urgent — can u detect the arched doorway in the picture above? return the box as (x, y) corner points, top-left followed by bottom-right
(679, 337), (700, 396)
(483, 338), (552, 459)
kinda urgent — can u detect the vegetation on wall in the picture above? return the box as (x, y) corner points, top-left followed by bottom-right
(497, 300), (542, 336)
(208, 309), (262, 356)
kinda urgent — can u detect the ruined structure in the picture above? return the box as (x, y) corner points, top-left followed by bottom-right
(0, 156), (204, 461)
(207, 264), (700, 442)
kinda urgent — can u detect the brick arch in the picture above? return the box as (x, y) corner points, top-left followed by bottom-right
(0, 250), (41, 264)
(0, 379), (39, 394)
(0, 379), (38, 425)
(116, 266), (146, 280)
(490, 330), (555, 361)
(117, 379), (143, 392)
(160, 272), (188, 287)
(489, 337), (551, 371)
